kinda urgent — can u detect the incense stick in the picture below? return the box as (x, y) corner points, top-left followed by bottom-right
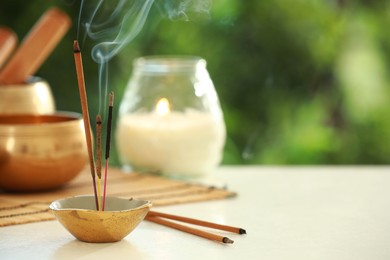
(96, 115), (103, 179)
(96, 115), (103, 211)
(97, 178), (102, 211)
(0, 27), (17, 70)
(105, 92), (114, 160)
(102, 91), (114, 210)
(145, 216), (234, 244)
(73, 40), (98, 210)
(103, 159), (109, 211)
(0, 8), (71, 84)
(147, 211), (246, 234)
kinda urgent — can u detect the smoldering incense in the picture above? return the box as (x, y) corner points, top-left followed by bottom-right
(103, 91), (114, 211)
(96, 115), (103, 179)
(105, 92), (114, 160)
(96, 115), (103, 211)
(73, 40), (98, 210)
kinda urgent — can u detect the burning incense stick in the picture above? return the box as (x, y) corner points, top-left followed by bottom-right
(145, 216), (234, 244)
(105, 92), (114, 160)
(96, 115), (103, 210)
(147, 211), (246, 234)
(0, 27), (17, 70)
(73, 40), (98, 210)
(96, 115), (103, 179)
(103, 92), (114, 211)
(0, 8), (71, 84)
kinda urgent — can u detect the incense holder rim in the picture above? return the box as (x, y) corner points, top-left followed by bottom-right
(49, 195), (152, 212)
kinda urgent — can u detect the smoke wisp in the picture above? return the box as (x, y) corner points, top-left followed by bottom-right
(77, 0), (212, 113)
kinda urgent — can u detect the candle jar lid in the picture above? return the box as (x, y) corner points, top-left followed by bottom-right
(116, 55), (226, 178)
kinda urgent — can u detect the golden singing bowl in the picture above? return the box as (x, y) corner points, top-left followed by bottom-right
(50, 195), (152, 243)
(0, 112), (88, 191)
(0, 77), (55, 115)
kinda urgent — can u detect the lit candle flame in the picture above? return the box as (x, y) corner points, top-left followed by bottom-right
(155, 98), (171, 115)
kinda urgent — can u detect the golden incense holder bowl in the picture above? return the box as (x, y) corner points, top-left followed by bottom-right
(50, 195), (152, 243)
(0, 77), (55, 115)
(0, 112), (87, 191)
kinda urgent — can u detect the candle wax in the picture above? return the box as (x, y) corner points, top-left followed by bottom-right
(116, 109), (226, 177)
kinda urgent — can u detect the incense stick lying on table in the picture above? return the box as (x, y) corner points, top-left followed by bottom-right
(145, 211), (246, 244)
(73, 40), (99, 210)
(145, 216), (234, 244)
(147, 211), (246, 234)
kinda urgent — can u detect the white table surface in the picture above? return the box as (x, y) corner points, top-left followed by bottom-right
(2, 166), (390, 260)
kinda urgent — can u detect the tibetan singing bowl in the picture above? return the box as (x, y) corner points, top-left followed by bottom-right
(0, 112), (88, 191)
(0, 77), (55, 115)
(50, 195), (152, 243)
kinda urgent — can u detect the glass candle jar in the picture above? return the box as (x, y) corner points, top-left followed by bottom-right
(116, 56), (226, 178)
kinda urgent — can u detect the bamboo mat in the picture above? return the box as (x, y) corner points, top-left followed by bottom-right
(0, 167), (236, 227)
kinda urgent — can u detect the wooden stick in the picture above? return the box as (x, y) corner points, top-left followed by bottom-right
(145, 216), (234, 244)
(96, 115), (103, 211)
(97, 178), (102, 211)
(103, 92), (114, 211)
(73, 40), (98, 210)
(0, 8), (71, 84)
(103, 159), (109, 211)
(96, 115), (103, 179)
(0, 27), (17, 69)
(147, 211), (246, 234)
(105, 92), (114, 160)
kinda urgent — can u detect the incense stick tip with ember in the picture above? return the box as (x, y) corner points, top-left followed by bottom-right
(73, 40), (81, 53)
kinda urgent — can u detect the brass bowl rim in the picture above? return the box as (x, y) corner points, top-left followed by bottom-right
(0, 111), (82, 126)
(49, 195), (152, 213)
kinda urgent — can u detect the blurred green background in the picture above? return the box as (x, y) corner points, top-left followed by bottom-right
(1, 0), (390, 166)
